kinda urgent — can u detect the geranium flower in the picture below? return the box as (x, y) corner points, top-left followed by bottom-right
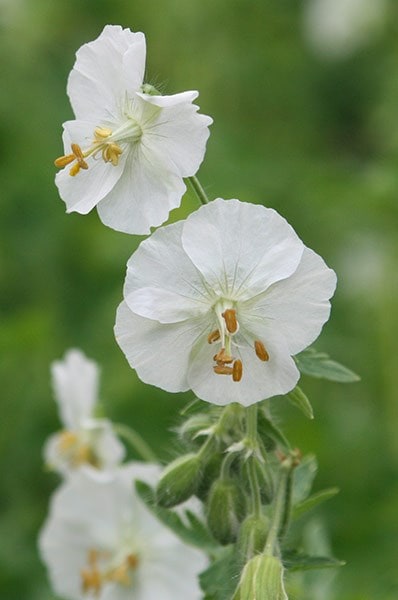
(44, 349), (125, 475)
(115, 199), (336, 405)
(54, 25), (212, 234)
(39, 463), (207, 600)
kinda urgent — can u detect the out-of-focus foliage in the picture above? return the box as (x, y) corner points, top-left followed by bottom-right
(0, 0), (397, 598)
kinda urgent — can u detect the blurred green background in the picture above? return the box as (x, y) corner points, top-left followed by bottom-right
(1, 0), (397, 598)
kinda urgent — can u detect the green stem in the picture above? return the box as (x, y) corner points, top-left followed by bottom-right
(263, 462), (291, 556)
(188, 175), (210, 205)
(220, 451), (236, 480)
(113, 424), (158, 462)
(245, 405), (262, 517)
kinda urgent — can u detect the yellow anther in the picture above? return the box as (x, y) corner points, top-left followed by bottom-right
(214, 347), (233, 364)
(222, 309), (238, 334)
(126, 554), (139, 569)
(102, 143), (123, 166)
(54, 153), (75, 167)
(69, 163), (81, 177)
(57, 431), (79, 452)
(207, 329), (221, 344)
(232, 359), (243, 382)
(81, 549), (102, 596)
(213, 365), (234, 375)
(107, 563), (131, 587)
(94, 126), (113, 140)
(254, 340), (269, 362)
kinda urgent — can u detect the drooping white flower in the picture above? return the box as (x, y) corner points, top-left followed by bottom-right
(44, 349), (125, 475)
(54, 25), (212, 234)
(115, 199), (336, 406)
(39, 462), (207, 600)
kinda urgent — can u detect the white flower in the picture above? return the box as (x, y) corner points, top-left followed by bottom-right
(39, 463), (207, 600)
(44, 349), (125, 475)
(54, 25), (212, 234)
(115, 199), (336, 406)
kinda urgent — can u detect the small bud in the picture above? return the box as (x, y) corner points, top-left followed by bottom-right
(196, 453), (223, 501)
(233, 555), (288, 600)
(206, 478), (246, 545)
(156, 453), (202, 508)
(238, 514), (270, 562)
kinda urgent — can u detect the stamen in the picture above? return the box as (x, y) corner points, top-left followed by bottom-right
(69, 163), (81, 177)
(54, 154), (75, 167)
(57, 431), (78, 452)
(81, 549), (102, 596)
(102, 143), (123, 166)
(107, 563), (131, 587)
(213, 365), (234, 375)
(71, 143), (88, 169)
(232, 359), (243, 382)
(214, 348), (233, 364)
(94, 126), (113, 139)
(126, 554), (139, 569)
(222, 309), (238, 334)
(254, 340), (269, 362)
(207, 329), (221, 344)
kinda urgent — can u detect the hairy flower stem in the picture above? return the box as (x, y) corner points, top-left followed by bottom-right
(188, 175), (210, 205)
(113, 423), (158, 462)
(245, 405), (262, 518)
(263, 458), (295, 557)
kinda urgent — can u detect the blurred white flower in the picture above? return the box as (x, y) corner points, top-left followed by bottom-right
(39, 462), (207, 600)
(54, 25), (212, 234)
(115, 199), (336, 406)
(44, 349), (124, 476)
(303, 0), (387, 59)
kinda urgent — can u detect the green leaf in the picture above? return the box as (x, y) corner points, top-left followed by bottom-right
(295, 348), (360, 383)
(293, 487), (339, 519)
(199, 546), (241, 600)
(286, 386), (314, 419)
(258, 408), (291, 451)
(135, 480), (217, 551)
(283, 549), (345, 571)
(292, 455), (318, 504)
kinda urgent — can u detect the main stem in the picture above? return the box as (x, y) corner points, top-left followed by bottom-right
(188, 175), (210, 205)
(113, 424), (158, 462)
(263, 462), (291, 557)
(246, 405), (262, 518)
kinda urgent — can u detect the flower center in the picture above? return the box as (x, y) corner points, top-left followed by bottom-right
(54, 119), (142, 176)
(57, 430), (99, 469)
(208, 300), (269, 382)
(81, 548), (139, 596)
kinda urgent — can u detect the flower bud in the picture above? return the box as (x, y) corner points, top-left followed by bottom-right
(238, 514), (270, 562)
(206, 478), (246, 545)
(156, 453), (202, 508)
(196, 453), (223, 501)
(233, 555), (288, 600)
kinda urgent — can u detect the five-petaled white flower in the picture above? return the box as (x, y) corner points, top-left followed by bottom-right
(39, 463), (207, 600)
(44, 349), (125, 475)
(115, 199), (337, 406)
(54, 25), (212, 234)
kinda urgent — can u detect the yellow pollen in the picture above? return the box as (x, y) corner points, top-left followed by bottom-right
(207, 329), (221, 344)
(214, 347), (233, 364)
(222, 309), (238, 334)
(57, 430), (78, 452)
(102, 142), (123, 166)
(107, 563), (131, 587)
(254, 340), (269, 362)
(126, 553), (139, 569)
(54, 153), (75, 167)
(232, 359), (243, 382)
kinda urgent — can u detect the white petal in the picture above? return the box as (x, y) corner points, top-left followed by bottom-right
(96, 144), (186, 234)
(87, 419), (126, 470)
(115, 301), (208, 393)
(188, 331), (300, 406)
(67, 26), (145, 120)
(242, 247), (337, 355)
(182, 199), (304, 299)
(56, 120), (126, 214)
(141, 98), (213, 177)
(123, 220), (212, 322)
(51, 349), (99, 429)
(136, 90), (199, 107)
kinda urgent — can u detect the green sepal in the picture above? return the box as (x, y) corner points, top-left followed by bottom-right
(135, 480), (217, 552)
(206, 478), (246, 545)
(293, 487), (339, 520)
(156, 453), (202, 507)
(199, 546), (241, 600)
(283, 549), (345, 571)
(286, 386), (314, 419)
(295, 347), (360, 383)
